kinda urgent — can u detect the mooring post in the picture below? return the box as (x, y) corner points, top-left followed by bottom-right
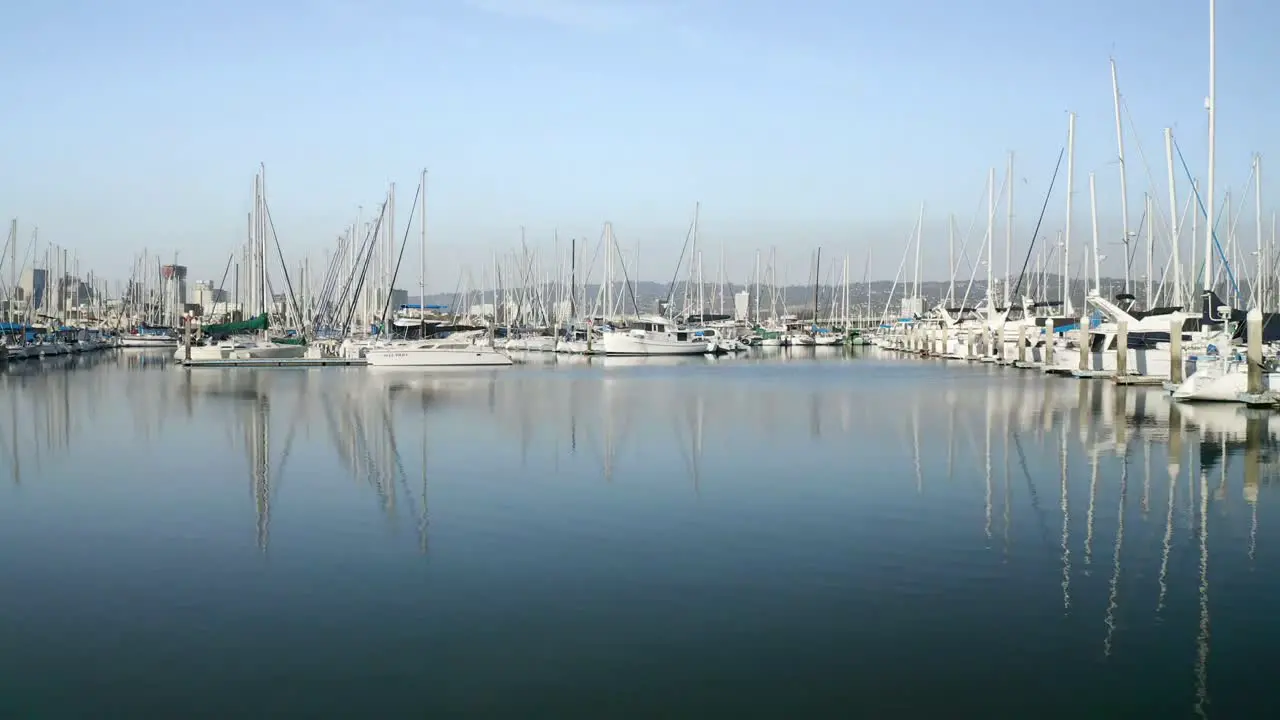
(1116, 321), (1129, 377)
(1016, 325), (1026, 364)
(1078, 314), (1089, 372)
(1045, 319), (1055, 367)
(1248, 307), (1263, 394)
(1169, 316), (1183, 383)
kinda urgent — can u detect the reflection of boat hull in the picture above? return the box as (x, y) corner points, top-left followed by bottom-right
(600, 355), (711, 367)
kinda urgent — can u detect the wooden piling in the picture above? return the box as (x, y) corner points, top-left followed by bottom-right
(1248, 307), (1263, 394)
(1169, 316), (1183, 383)
(1045, 319), (1055, 366)
(1116, 321), (1128, 376)
(1078, 314), (1088, 371)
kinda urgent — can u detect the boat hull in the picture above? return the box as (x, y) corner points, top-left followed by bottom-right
(600, 332), (706, 356)
(120, 335), (177, 348)
(365, 348), (513, 367)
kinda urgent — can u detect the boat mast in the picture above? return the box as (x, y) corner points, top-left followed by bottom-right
(865, 249), (871, 323)
(1005, 151), (1014, 309)
(605, 223), (614, 319)
(1111, 58), (1132, 295)
(913, 202), (923, 305)
(842, 253), (850, 327)
(812, 247), (821, 329)
(717, 242), (725, 315)
(1152, 192), (1162, 303)
(251, 173), (260, 317)
(1205, 0), (1216, 298)
(753, 249), (761, 324)
(8, 219), (14, 314)
(259, 163), (268, 321)
(696, 249), (704, 321)
(1065, 112), (1076, 310)
(1255, 154), (1263, 309)
(1164, 128), (1182, 307)
(986, 168), (995, 319)
(691, 202), (700, 320)
(420, 168), (428, 318)
(1090, 173), (1101, 293)
(948, 214), (956, 307)
(387, 182), (396, 330)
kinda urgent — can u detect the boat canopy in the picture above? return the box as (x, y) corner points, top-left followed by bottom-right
(201, 312), (269, 338)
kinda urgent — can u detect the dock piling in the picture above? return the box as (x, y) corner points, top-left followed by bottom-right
(1248, 307), (1263, 394)
(1116, 321), (1128, 377)
(1077, 314), (1088, 372)
(1169, 316), (1183, 384)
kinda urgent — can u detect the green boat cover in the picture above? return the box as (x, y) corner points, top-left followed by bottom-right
(201, 313), (270, 337)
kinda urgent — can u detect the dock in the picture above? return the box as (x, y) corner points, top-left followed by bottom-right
(179, 357), (367, 368)
(1113, 375), (1167, 386)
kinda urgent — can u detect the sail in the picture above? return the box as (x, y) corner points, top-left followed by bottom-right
(201, 313), (270, 337)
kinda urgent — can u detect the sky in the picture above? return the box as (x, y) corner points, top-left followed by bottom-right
(2, 0), (1277, 293)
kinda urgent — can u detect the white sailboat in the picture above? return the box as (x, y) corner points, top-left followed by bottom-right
(362, 170), (513, 369)
(365, 336), (513, 367)
(176, 166), (303, 361)
(120, 330), (178, 348)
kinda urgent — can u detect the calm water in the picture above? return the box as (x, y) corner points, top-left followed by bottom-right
(1, 349), (1276, 717)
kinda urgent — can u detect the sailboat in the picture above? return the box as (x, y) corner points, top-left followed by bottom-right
(119, 326), (178, 348)
(178, 167), (304, 361)
(363, 170), (512, 368)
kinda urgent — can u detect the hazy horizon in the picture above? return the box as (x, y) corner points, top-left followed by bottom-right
(4, 0), (1275, 293)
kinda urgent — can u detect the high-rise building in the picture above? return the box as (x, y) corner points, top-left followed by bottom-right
(18, 268), (47, 310)
(193, 280), (227, 312)
(161, 264), (188, 308)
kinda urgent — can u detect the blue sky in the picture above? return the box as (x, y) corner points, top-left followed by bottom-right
(2, 0), (1275, 292)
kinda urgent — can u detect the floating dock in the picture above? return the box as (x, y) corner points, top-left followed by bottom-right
(1113, 375), (1167, 386)
(179, 357), (367, 368)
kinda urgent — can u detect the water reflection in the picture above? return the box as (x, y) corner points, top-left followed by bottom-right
(0, 353), (1278, 716)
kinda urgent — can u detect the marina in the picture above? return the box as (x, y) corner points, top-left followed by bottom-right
(7, 0), (1280, 715)
(1, 349), (1276, 716)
